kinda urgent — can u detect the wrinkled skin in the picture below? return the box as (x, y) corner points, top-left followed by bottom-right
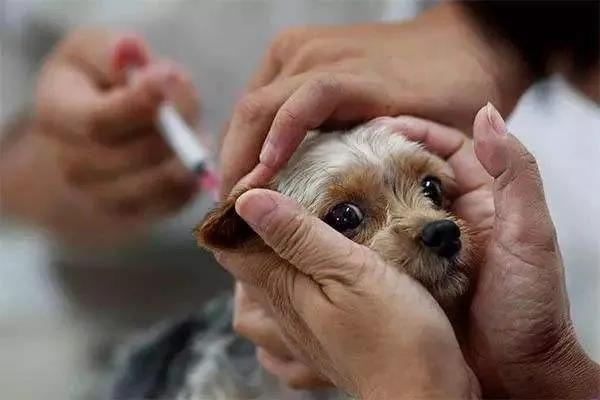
(217, 105), (599, 398)
(217, 188), (480, 400)
(387, 108), (598, 398)
(217, 3), (533, 388)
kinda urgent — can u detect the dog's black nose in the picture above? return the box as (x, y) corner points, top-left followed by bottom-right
(421, 220), (461, 258)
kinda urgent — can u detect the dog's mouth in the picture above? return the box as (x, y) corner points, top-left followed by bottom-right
(421, 256), (470, 307)
(418, 250), (468, 284)
(444, 255), (462, 272)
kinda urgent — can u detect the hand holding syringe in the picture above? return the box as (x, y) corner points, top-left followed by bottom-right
(153, 102), (219, 201)
(117, 37), (219, 202)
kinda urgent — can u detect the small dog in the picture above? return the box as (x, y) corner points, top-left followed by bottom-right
(197, 117), (475, 312)
(112, 118), (476, 400)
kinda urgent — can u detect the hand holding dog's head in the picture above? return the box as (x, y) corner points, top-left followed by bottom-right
(201, 184), (479, 399)
(194, 117), (480, 391)
(196, 119), (476, 307)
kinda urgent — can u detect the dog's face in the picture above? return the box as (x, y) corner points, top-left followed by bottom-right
(196, 118), (474, 308)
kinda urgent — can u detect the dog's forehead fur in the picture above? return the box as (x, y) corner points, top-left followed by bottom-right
(273, 121), (447, 214)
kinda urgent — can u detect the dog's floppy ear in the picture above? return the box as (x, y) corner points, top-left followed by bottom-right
(194, 190), (258, 251)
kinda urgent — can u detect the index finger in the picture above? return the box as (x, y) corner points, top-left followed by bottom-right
(382, 116), (491, 195)
(256, 74), (396, 176)
(219, 74), (314, 197)
(244, 25), (349, 91)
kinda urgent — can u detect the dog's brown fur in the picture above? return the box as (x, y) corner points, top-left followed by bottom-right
(195, 121), (477, 316)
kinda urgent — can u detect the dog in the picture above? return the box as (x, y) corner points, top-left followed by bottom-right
(197, 117), (475, 311)
(112, 117), (476, 400)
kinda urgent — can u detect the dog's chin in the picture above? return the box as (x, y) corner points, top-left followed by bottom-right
(428, 260), (470, 311)
(441, 256), (463, 278)
(402, 251), (471, 313)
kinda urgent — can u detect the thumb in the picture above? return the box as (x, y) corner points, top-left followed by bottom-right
(58, 30), (150, 87)
(111, 35), (151, 84)
(473, 103), (556, 249)
(235, 189), (372, 284)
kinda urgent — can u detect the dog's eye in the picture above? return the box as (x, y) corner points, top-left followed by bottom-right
(421, 176), (443, 207)
(324, 203), (363, 236)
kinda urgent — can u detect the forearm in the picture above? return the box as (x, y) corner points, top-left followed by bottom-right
(462, 0), (599, 101)
(427, 2), (534, 119)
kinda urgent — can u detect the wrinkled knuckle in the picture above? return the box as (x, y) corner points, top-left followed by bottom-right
(507, 137), (540, 174)
(299, 38), (327, 58)
(285, 39), (326, 74)
(500, 141), (545, 194)
(348, 245), (372, 285)
(274, 106), (300, 132)
(312, 73), (342, 97)
(274, 214), (312, 265)
(243, 263), (272, 290)
(331, 244), (374, 287)
(519, 145), (540, 173)
(271, 27), (309, 60)
(234, 92), (266, 124)
(262, 264), (288, 295)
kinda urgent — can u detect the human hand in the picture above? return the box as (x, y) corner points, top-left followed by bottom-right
(219, 2), (532, 196)
(391, 103), (600, 398)
(232, 282), (331, 389)
(226, 103), (600, 397)
(33, 29), (201, 220)
(216, 190), (480, 400)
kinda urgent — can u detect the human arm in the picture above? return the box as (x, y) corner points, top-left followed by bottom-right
(216, 189), (480, 399)
(0, 29), (201, 245)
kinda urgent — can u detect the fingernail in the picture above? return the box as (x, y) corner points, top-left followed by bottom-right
(486, 102), (507, 136)
(259, 139), (278, 168)
(235, 190), (277, 230)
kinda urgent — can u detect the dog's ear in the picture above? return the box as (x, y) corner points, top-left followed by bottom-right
(194, 190), (258, 251)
